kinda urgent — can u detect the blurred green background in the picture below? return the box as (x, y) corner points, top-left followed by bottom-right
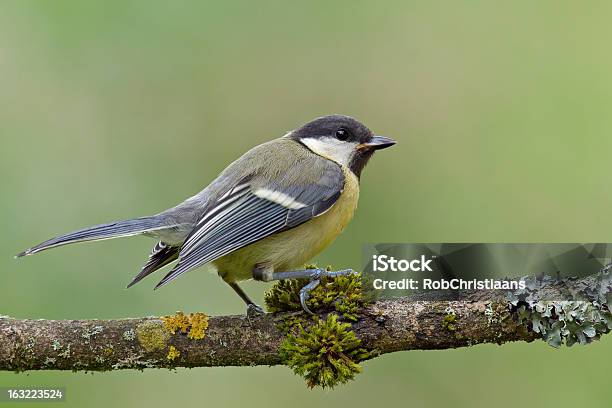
(2, 1), (612, 407)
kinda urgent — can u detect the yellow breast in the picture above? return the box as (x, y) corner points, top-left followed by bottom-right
(213, 167), (360, 282)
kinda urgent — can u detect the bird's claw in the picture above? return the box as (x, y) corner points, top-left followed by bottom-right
(298, 268), (356, 315)
(299, 279), (321, 315)
(246, 303), (265, 323)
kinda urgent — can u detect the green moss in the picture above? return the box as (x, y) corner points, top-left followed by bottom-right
(264, 266), (371, 321)
(276, 314), (311, 335)
(280, 314), (371, 389)
(265, 279), (309, 312)
(442, 314), (457, 331)
(136, 320), (170, 352)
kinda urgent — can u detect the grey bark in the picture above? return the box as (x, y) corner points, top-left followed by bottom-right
(1, 272), (609, 372)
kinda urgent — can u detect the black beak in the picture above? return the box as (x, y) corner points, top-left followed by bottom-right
(358, 135), (396, 151)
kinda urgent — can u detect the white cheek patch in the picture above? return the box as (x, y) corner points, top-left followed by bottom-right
(300, 137), (356, 166)
(254, 188), (307, 210)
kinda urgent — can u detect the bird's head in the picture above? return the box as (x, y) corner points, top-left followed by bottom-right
(288, 114), (395, 177)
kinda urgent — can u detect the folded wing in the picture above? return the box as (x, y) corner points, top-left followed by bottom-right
(154, 159), (344, 288)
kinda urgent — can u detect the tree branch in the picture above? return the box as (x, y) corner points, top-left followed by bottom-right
(1, 272), (610, 373)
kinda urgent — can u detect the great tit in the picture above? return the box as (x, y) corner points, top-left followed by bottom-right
(16, 115), (395, 314)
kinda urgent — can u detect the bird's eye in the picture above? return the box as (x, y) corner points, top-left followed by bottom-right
(335, 128), (349, 141)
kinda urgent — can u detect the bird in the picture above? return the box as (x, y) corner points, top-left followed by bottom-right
(16, 115), (396, 315)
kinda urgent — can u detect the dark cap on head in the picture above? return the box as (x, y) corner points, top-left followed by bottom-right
(288, 114), (395, 178)
(290, 114), (374, 145)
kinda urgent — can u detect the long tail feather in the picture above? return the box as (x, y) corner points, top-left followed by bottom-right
(16, 216), (165, 257)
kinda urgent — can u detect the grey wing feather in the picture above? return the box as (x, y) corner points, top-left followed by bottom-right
(154, 159), (344, 289)
(126, 242), (179, 288)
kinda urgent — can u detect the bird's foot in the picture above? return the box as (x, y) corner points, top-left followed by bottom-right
(246, 303), (265, 322)
(299, 268), (357, 314)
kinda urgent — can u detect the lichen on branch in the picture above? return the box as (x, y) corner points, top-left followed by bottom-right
(0, 268), (611, 389)
(507, 268), (612, 347)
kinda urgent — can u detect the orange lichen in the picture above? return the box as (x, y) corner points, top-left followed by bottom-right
(162, 311), (209, 340)
(162, 311), (191, 335)
(187, 313), (209, 340)
(166, 346), (180, 361)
